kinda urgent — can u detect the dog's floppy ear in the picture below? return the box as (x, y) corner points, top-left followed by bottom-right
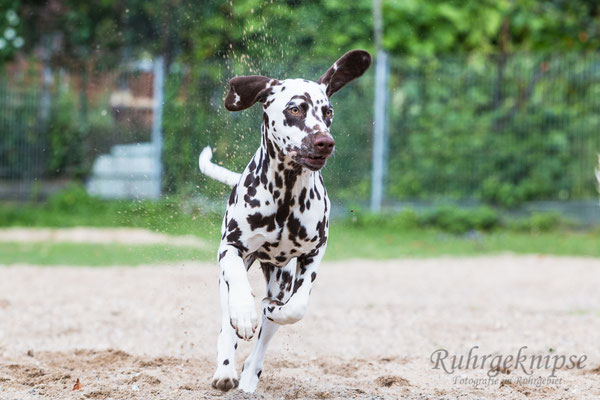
(224, 75), (278, 111)
(318, 50), (372, 97)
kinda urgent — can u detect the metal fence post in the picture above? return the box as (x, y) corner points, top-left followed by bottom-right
(371, 0), (389, 213)
(152, 56), (165, 197)
(370, 50), (389, 213)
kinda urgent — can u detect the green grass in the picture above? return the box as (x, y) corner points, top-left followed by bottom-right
(327, 225), (600, 259)
(0, 226), (598, 266)
(0, 242), (214, 266)
(0, 184), (598, 266)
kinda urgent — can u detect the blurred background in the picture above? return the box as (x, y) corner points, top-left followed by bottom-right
(0, 0), (599, 265)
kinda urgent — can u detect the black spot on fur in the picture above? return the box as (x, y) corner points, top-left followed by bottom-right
(228, 185), (237, 205)
(247, 212), (276, 231)
(287, 215), (308, 243)
(281, 270), (292, 285)
(274, 174), (283, 188)
(298, 188), (307, 213)
(256, 251), (271, 260)
(226, 219), (242, 244)
(244, 194), (261, 208)
(223, 359), (229, 365)
(292, 278), (304, 295)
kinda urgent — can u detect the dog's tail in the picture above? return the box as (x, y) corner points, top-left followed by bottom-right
(199, 146), (241, 188)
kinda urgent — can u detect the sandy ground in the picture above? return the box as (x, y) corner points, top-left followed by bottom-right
(1, 255), (600, 399)
(0, 227), (207, 247)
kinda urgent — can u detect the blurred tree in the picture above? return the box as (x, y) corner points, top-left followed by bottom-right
(7, 1), (598, 68)
(382, 0), (599, 57)
(0, 1), (24, 63)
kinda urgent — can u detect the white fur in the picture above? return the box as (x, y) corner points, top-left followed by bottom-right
(199, 146), (241, 187)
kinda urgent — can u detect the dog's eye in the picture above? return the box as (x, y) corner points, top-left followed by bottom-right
(325, 109), (333, 118)
(290, 107), (300, 115)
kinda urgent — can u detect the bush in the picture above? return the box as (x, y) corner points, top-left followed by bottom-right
(47, 183), (105, 214)
(345, 206), (500, 234)
(507, 212), (563, 232)
(345, 208), (419, 230)
(48, 90), (83, 176)
(420, 206), (500, 234)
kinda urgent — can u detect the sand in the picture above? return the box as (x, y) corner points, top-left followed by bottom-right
(0, 227), (207, 248)
(1, 255), (599, 399)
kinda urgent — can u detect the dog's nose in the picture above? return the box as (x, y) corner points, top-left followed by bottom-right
(313, 134), (335, 154)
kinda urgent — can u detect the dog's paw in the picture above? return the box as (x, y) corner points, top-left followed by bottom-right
(229, 293), (258, 340)
(238, 364), (261, 393)
(211, 366), (239, 392)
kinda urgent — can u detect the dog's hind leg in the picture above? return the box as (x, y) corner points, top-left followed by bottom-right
(211, 276), (240, 391)
(238, 260), (297, 393)
(263, 250), (324, 325)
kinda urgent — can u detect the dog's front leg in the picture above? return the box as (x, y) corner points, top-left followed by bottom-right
(211, 275), (240, 391)
(219, 245), (258, 340)
(263, 251), (325, 325)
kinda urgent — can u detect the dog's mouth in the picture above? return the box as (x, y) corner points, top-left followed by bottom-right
(287, 148), (333, 171)
(300, 154), (329, 170)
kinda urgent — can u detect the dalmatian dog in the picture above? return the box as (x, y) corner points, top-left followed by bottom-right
(199, 49), (371, 393)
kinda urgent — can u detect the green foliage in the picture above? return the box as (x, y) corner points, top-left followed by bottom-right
(340, 206), (500, 234)
(47, 89), (84, 175)
(382, 0), (599, 57)
(387, 53), (600, 205)
(0, 183), (224, 236)
(0, 3), (23, 62)
(341, 206), (573, 235)
(420, 206), (500, 233)
(343, 209), (420, 230)
(506, 212), (564, 232)
(0, 80), (40, 179)
(4, 0), (600, 207)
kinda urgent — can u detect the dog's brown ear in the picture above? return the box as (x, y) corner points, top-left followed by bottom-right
(224, 75), (278, 111)
(318, 50), (372, 97)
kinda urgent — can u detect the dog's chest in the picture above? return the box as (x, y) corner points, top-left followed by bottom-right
(253, 207), (327, 260)
(225, 171), (330, 266)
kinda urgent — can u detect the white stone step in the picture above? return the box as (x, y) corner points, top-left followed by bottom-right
(86, 142), (161, 199)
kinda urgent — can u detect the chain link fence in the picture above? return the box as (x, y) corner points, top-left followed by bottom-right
(1, 52), (599, 218)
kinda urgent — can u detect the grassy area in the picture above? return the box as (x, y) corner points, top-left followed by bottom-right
(0, 184), (598, 266)
(0, 226), (599, 266)
(0, 242), (213, 266)
(328, 225), (600, 259)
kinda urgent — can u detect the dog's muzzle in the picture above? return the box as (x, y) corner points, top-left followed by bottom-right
(299, 133), (335, 170)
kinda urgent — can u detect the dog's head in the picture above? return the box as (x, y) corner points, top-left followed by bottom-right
(224, 50), (371, 171)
